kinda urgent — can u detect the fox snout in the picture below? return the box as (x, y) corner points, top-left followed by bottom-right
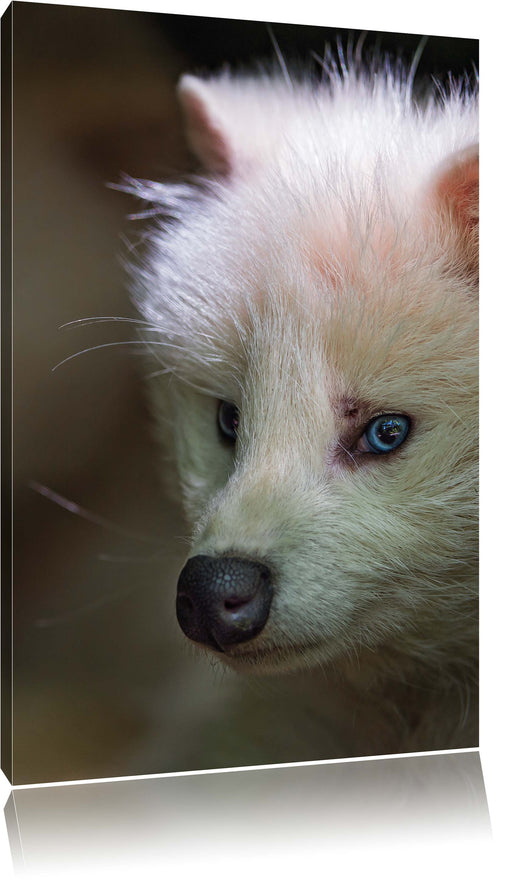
(176, 555), (274, 651)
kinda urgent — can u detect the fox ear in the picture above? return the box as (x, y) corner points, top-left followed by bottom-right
(431, 143), (479, 282)
(177, 74), (237, 175)
(177, 73), (285, 176)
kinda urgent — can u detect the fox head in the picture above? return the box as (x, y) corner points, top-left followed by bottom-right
(131, 68), (478, 676)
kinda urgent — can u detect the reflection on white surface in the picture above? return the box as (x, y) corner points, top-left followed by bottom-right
(4, 750), (490, 877)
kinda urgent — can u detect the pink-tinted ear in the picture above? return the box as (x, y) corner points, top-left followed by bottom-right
(431, 143), (479, 282)
(177, 73), (287, 177)
(177, 75), (234, 175)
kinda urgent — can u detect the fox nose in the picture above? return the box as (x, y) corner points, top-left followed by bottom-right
(176, 555), (273, 651)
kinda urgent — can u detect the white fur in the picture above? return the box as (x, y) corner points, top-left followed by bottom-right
(128, 63), (478, 754)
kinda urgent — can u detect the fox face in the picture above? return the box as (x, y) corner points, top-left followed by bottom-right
(131, 66), (478, 678)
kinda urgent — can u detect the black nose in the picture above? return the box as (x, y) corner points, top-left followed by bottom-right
(176, 555), (273, 651)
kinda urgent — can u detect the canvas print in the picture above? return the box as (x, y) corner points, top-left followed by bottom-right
(1, 2), (478, 785)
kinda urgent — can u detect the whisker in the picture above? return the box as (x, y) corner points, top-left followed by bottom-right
(97, 552), (169, 563)
(59, 316), (154, 330)
(119, 229), (154, 254)
(439, 400), (466, 425)
(335, 440), (357, 467)
(53, 340), (148, 370)
(34, 585), (139, 628)
(142, 362), (230, 399)
(145, 365), (175, 380)
(127, 208), (165, 220)
(52, 339), (189, 371)
(28, 480), (162, 546)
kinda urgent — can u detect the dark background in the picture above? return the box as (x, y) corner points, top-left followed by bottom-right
(5, 2), (478, 784)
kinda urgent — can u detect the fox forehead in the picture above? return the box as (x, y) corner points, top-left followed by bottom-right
(162, 257), (476, 433)
(146, 208), (476, 410)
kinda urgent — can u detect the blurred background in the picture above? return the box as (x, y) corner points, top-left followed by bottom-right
(4, 1), (478, 784)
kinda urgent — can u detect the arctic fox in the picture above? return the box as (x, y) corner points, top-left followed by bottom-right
(128, 59), (478, 755)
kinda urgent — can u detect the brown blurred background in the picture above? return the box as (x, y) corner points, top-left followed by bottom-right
(3, 2), (478, 784)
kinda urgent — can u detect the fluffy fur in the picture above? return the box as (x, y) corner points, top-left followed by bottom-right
(127, 60), (478, 755)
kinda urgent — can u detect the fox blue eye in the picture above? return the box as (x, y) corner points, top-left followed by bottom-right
(363, 414), (411, 453)
(218, 401), (239, 442)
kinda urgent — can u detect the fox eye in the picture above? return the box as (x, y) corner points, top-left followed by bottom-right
(360, 414), (411, 454)
(218, 401), (239, 442)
